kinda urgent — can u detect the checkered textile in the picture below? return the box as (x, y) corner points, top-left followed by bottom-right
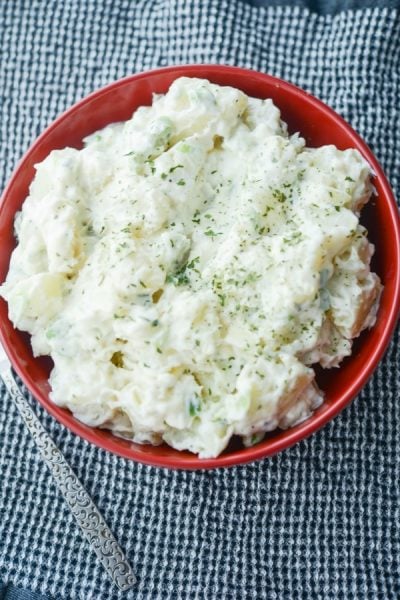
(1, 2), (399, 599)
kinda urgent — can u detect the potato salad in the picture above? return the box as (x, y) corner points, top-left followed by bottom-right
(1, 77), (381, 457)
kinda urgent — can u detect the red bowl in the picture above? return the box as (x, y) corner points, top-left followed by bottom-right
(1, 65), (399, 469)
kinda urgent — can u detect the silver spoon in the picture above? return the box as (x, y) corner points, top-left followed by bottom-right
(0, 343), (136, 591)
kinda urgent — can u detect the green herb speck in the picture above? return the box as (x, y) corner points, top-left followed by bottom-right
(188, 394), (201, 417)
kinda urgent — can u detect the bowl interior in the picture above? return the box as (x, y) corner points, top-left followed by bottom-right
(0, 65), (399, 469)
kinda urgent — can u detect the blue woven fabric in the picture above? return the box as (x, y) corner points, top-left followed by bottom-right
(0, 584), (45, 600)
(248, 0), (400, 9)
(1, 1), (400, 599)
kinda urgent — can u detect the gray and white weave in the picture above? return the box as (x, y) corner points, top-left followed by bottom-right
(1, 2), (399, 599)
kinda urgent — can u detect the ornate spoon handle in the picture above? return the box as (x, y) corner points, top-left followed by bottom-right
(1, 365), (136, 591)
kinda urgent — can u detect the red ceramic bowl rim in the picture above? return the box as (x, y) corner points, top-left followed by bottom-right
(1, 64), (400, 470)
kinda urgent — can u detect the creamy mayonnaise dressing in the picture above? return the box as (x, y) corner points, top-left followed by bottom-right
(1, 77), (381, 457)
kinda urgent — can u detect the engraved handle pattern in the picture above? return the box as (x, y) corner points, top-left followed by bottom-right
(2, 368), (136, 591)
